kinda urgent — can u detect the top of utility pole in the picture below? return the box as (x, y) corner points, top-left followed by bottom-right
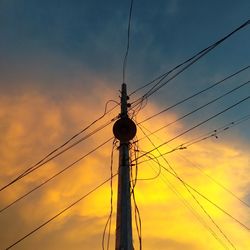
(113, 84), (136, 143)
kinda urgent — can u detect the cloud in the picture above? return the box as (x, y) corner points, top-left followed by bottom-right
(0, 79), (249, 249)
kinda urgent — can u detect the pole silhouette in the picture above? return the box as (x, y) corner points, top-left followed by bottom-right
(113, 83), (136, 250)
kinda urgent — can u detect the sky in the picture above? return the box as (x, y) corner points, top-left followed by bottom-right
(0, 0), (250, 249)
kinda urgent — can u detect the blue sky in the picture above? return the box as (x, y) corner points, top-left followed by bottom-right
(1, 1), (249, 106)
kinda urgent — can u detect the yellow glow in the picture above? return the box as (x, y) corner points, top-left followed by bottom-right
(0, 87), (249, 250)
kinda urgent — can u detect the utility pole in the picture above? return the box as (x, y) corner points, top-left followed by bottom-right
(113, 83), (136, 250)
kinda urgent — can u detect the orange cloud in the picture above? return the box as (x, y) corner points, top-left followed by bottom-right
(0, 84), (249, 250)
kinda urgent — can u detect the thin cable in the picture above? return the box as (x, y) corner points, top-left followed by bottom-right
(138, 80), (250, 139)
(184, 114), (250, 148)
(135, 150), (162, 181)
(139, 114), (250, 159)
(140, 153), (230, 250)
(5, 173), (118, 250)
(0, 118), (117, 192)
(130, 139), (142, 250)
(158, 160), (250, 232)
(138, 116), (250, 208)
(135, 96), (250, 162)
(122, 0), (134, 84)
(135, 138), (230, 248)
(139, 66), (250, 124)
(136, 128), (250, 232)
(20, 100), (119, 177)
(130, 19), (250, 102)
(138, 125), (238, 248)
(0, 138), (113, 213)
(102, 139), (116, 250)
(138, 113), (250, 164)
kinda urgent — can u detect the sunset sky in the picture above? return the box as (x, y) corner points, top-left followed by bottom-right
(0, 0), (250, 249)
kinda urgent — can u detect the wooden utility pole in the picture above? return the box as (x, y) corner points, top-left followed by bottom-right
(113, 83), (136, 250)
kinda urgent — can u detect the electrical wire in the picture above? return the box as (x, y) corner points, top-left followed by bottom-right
(183, 114), (250, 148)
(137, 125), (238, 248)
(141, 113), (250, 163)
(21, 99), (118, 177)
(138, 80), (250, 139)
(138, 115), (250, 208)
(139, 153), (230, 250)
(130, 20), (250, 106)
(134, 150), (162, 181)
(137, 125), (249, 230)
(141, 154), (250, 232)
(130, 139), (142, 250)
(135, 129), (232, 249)
(0, 138), (113, 214)
(0, 118), (117, 192)
(134, 96), (250, 162)
(102, 139), (116, 250)
(122, 0), (134, 84)
(139, 66), (250, 124)
(5, 173), (118, 250)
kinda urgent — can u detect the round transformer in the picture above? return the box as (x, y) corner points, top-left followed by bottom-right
(113, 117), (137, 142)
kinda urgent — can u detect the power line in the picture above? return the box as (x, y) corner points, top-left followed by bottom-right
(137, 125), (249, 231)
(0, 138), (113, 213)
(130, 19), (250, 108)
(0, 119), (117, 192)
(140, 155), (230, 249)
(137, 124), (238, 249)
(5, 174), (118, 250)
(138, 114), (250, 208)
(142, 155), (250, 232)
(185, 115), (250, 148)
(134, 96), (250, 162)
(22, 100), (118, 177)
(102, 139), (116, 250)
(139, 66), (250, 124)
(139, 114), (250, 160)
(139, 153), (233, 250)
(138, 79), (250, 138)
(122, 0), (134, 84)
(130, 139), (142, 250)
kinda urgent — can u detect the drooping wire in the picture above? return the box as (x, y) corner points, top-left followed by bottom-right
(21, 99), (118, 176)
(138, 80), (250, 140)
(0, 118), (118, 192)
(5, 173), (119, 250)
(130, 138), (142, 250)
(135, 149), (162, 181)
(137, 125), (238, 249)
(0, 137), (113, 214)
(138, 113), (250, 163)
(122, 0), (134, 84)
(134, 96), (250, 162)
(133, 134), (232, 249)
(102, 139), (117, 250)
(145, 156), (250, 232)
(137, 125), (250, 231)
(137, 115), (250, 208)
(132, 134), (232, 248)
(129, 20), (250, 106)
(138, 152), (230, 250)
(183, 114), (250, 149)
(139, 66), (250, 124)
